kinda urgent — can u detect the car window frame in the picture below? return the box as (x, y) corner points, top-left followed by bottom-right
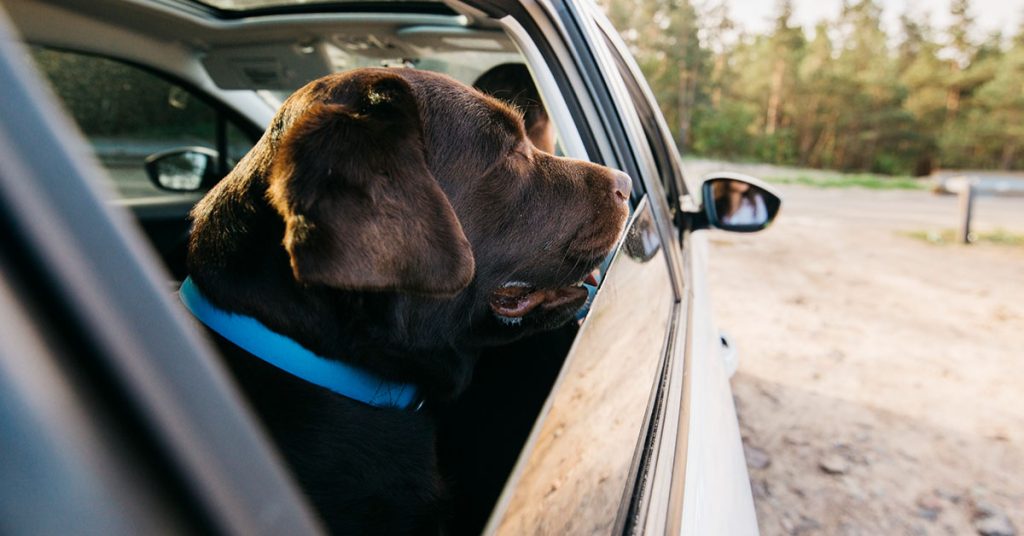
(28, 45), (265, 201)
(595, 19), (689, 208)
(553, 0), (684, 294)
(479, 0), (627, 172)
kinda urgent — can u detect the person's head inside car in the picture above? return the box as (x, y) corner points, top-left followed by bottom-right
(474, 63), (556, 154)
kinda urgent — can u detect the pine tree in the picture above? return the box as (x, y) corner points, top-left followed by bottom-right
(898, 11), (945, 174)
(599, 0), (1022, 172)
(944, 0), (976, 120)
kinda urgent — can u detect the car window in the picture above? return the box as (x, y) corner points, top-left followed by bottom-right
(30, 48), (254, 199)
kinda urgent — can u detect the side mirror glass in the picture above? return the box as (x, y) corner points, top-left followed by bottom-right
(144, 147), (219, 192)
(701, 173), (782, 232)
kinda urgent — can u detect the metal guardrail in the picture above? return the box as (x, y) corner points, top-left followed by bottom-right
(942, 175), (1024, 244)
(940, 175), (1024, 197)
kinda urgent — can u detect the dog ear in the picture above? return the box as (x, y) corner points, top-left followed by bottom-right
(267, 74), (474, 296)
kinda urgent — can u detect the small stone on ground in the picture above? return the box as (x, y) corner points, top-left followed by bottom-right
(973, 513), (1016, 536)
(819, 453), (850, 475)
(745, 443), (772, 469)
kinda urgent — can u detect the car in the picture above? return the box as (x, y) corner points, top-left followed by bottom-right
(0, 0), (779, 533)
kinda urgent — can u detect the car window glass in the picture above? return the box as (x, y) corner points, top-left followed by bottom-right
(226, 121), (252, 167)
(600, 32), (686, 212)
(486, 197), (674, 534)
(30, 48), (251, 199)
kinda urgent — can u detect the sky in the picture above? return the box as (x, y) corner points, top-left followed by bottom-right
(726, 0), (1023, 41)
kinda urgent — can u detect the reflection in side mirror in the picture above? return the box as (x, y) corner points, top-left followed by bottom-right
(701, 172), (782, 232)
(144, 147), (219, 192)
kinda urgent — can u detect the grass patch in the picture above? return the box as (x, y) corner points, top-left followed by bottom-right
(905, 228), (1024, 246)
(769, 174), (925, 190)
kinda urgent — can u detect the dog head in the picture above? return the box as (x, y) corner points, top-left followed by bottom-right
(190, 68), (630, 391)
(266, 72), (475, 297)
(267, 69), (628, 328)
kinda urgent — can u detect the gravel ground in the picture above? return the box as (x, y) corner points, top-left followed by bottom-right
(684, 161), (1024, 536)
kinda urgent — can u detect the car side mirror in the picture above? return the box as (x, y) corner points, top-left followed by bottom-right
(700, 172), (781, 232)
(144, 147), (219, 192)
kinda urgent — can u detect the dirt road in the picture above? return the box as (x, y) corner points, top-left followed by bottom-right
(694, 175), (1024, 535)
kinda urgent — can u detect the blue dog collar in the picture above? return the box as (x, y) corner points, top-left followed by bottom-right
(179, 277), (421, 410)
(574, 283), (598, 322)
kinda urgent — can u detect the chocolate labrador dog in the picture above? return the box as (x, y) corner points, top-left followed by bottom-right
(183, 67), (630, 534)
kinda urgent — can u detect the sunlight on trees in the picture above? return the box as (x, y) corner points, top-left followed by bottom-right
(600, 0), (1024, 174)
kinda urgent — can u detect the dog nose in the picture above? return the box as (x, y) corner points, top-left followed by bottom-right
(612, 171), (632, 202)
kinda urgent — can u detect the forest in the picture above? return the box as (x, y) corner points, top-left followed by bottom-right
(601, 0), (1024, 175)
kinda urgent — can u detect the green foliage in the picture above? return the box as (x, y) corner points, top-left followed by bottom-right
(770, 174), (925, 190)
(599, 0), (1024, 174)
(690, 101), (756, 157)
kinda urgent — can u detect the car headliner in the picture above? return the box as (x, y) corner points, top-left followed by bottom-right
(193, 0), (448, 11)
(6, 0), (514, 86)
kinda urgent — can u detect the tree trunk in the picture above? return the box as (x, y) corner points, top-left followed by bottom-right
(945, 62), (961, 122)
(766, 58), (785, 135)
(945, 87), (960, 121)
(677, 68), (694, 148)
(711, 54), (725, 109)
(1000, 143), (1017, 170)
(811, 110), (839, 168)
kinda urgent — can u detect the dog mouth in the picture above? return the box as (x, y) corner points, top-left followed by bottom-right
(487, 222), (625, 327)
(488, 268), (601, 325)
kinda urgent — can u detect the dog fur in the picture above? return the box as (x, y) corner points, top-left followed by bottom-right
(186, 67), (630, 534)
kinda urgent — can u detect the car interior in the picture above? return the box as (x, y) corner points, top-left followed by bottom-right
(5, 0), (628, 532)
